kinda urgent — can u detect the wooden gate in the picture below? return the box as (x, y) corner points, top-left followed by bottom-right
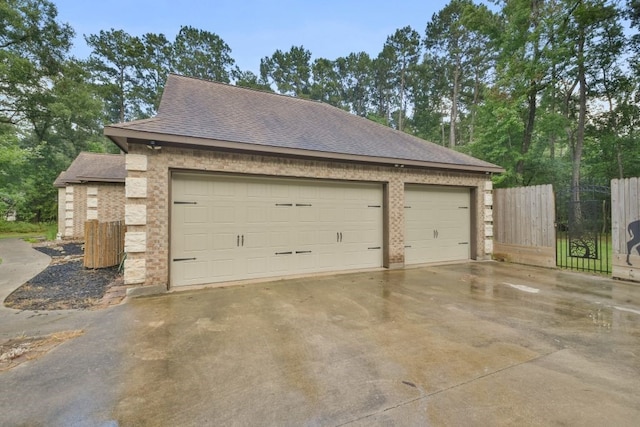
(84, 220), (125, 269)
(493, 185), (556, 268)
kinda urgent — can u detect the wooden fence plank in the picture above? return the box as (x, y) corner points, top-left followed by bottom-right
(611, 179), (620, 253)
(84, 220), (125, 269)
(493, 185), (555, 268)
(612, 178), (640, 281)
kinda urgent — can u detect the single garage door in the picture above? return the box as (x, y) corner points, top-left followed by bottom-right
(404, 185), (471, 264)
(171, 173), (383, 287)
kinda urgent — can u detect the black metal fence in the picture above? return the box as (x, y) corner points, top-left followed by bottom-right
(556, 185), (611, 274)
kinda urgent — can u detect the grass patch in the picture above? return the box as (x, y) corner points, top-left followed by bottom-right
(0, 221), (57, 241)
(556, 234), (612, 274)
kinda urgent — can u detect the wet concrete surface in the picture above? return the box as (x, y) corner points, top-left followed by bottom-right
(1, 261), (640, 426)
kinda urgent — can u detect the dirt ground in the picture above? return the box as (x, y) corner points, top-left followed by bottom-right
(0, 330), (84, 371)
(3, 242), (124, 310)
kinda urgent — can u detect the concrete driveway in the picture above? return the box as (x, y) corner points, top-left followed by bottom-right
(1, 258), (640, 426)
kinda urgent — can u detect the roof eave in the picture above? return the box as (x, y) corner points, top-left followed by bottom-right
(104, 127), (505, 175)
(76, 176), (126, 183)
(104, 127), (129, 152)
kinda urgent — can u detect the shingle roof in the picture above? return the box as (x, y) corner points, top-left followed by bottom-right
(105, 74), (502, 173)
(54, 152), (126, 187)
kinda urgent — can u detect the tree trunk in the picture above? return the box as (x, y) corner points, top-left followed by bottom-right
(449, 64), (459, 148)
(516, 83), (537, 179)
(616, 144), (624, 179)
(572, 32), (587, 201)
(399, 65), (405, 132)
(119, 68), (125, 123)
(469, 69), (480, 145)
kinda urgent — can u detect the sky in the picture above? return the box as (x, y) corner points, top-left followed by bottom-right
(53, 0), (456, 75)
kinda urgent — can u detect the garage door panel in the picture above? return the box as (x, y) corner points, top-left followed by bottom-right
(246, 205), (267, 224)
(297, 207), (318, 222)
(172, 173), (382, 287)
(211, 206), (235, 224)
(182, 179), (208, 196)
(211, 259), (234, 277)
(184, 206), (207, 223)
(319, 207), (340, 222)
(181, 260), (209, 280)
(268, 205), (295, 222)
(245, 256), (268, 274)
(182, 233), (207, 252)
(212, 233), (236, 250)
(405, 185), (470, 265)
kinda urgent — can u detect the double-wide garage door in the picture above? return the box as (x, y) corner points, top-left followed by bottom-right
(171, 173), (384, 287)
(404, 185), (471, 264)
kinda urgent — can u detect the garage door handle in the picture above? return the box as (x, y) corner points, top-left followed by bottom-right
(368, 205), (381, 208)
(242, 235), (244, 246)
(405, 245), (412, 248)
(276, 203), (292, 206)
(275, 251), (293, 255)
(458, 206), (469, 209)
(174, 201), (197, 205)
(296, 250), (312, 254)
(173, 257), (196, 262)
(458, 242), (469, 245)
(368, 247), (381, 250)
(296, 203), (312, 207)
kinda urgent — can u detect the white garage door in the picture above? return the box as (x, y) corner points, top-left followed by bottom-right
(404, 185), (471, 264)
(171, 173), (383, 287)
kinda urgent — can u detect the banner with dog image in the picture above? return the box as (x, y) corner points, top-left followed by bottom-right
(612, 178), (640, 281)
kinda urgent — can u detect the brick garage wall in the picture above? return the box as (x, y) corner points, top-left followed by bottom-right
(70, 185), (87, 239)
(97, 183), (125, 222)
(124, 144), (493, 288)
(60, 183), (125, 239)
(57, 187), (65, 239)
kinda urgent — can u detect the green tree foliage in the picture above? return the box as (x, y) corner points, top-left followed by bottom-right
(384, 26), (421, 131)
(3, 0), (640, 224)
(424, 0), (497, 147)
(260, 45), (312, 96)
(172, 25), (235, 82)
(310, 58), (342, 106)
(232, 69), (272, 91)
(1, 1), (107, 221)
(85, 26), (235, 122)
(85, 29), (143, 123)
(334, 52), (373, 116)
(0, 0), (73, 126)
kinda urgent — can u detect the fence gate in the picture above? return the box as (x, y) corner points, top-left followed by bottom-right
(556, 185), (611, 274)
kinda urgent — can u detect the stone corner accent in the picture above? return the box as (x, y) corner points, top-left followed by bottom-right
(126, 154), (148, 171)
(125, 204), (147, 225)
(126, 177), (148, 198)
(124, 258), (146, 285)
(125, 231), (147, 253)
(484, 239), (494, 255)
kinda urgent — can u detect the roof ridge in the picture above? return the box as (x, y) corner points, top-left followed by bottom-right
(168, 73), (327, 106)
(77, 151), (124, 157)
(110, 117), (160, 127)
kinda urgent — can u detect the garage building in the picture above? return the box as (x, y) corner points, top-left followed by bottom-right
(53, 152), (125, 240)
(105, 74), (502, 290)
